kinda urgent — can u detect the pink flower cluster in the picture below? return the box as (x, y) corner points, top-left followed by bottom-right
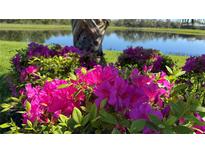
(20, 65), (38, 82)
(76, 65), (173, 121)
(23, 79), (85, 123)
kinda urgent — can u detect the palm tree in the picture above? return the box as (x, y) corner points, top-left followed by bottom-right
(71, 19), (110, 63)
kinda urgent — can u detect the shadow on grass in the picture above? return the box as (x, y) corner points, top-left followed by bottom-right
(0, 73), (22, 132)
(0, 74), (12, 103)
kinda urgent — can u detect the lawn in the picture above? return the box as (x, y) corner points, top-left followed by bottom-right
(1, 23), (205, 36)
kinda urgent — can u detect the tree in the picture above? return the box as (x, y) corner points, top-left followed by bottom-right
(71, 19), (110, 63)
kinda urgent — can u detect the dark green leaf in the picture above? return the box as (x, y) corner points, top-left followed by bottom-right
(89, 104), (97, 120)
(166, 116), (177, 125)
(82, 114), (90, 126)
(112, 128), (121, 134)
(100, 99), (107, 109)
(130, 119), (146, 133)
(149, 114), (161, 126)
(174, 126), (193, 134)
(99, 109), (117, 125)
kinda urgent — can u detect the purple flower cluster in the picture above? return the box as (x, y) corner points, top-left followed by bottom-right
(118, 47), (158, 66)
(183, 54), (205, 73)
(118, 47), (174, 73)
(27, 42), (80, 59)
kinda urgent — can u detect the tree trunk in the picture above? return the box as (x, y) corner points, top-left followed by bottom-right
(71, 19), (110, 58)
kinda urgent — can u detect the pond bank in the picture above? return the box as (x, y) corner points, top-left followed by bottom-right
(1, 23), (205, 36)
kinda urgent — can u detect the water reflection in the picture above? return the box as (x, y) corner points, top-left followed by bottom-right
(112, 30), (205, 42)
(0, 30), (205, 56)
(0, 30), (70, 43)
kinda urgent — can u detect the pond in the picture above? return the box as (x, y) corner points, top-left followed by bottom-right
(0, 30), (205, 56)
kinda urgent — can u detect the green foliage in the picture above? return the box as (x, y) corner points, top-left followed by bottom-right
(29, 53), (80, 79)
(129, 120), (146, 133)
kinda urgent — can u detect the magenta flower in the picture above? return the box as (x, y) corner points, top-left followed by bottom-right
(25, 65), (38, 74)
(20, 65), (38, 82)
(128, 102), (163, 121)
(23, 79), (85, 123)
(193, 113), (205, 134)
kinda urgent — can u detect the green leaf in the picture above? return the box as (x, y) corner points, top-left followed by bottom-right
(149, 114), (161, 126)
(57, 83), (72, 89)
(174, 126), (193, 134)
(64, 131), (72, 134)
(100, 99), (107, 109)
(195, 106), (205, 112)
(10, 97), (19, 102)
(175, 71), (185, 77)
(112, 128), (121, 134)
(25, 101), (31, 112)
(27, 120), (33, 128)
(89, 104), (97, 120)
(166, 66), (173, 74)
(72, 107), (82, 124)
(59, 114), (69, 123)
(82, 114), (90, 126)
(130, 119), (146, 133)
(166, 116), (177, 125)
(0, 123), (10, 129)
(69, 73), (77, 80)
(81, 67), (87, 75)
(99, 109), (117, 125)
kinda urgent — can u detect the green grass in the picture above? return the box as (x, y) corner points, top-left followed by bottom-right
(0, 41), (27, 75)
(0, 41), (27, 101)
(130, 27), (205, 36)
(0, 23), (71, 31)
(1, 23), (205, 36)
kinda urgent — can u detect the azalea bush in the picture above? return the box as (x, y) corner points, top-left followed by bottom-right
(117, 47), (175, 74)
(1, 65), (205, 134)
(0, 43), (204, 134)
(177, 55), (205, 106)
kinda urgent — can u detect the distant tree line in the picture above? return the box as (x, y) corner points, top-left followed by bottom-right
(112, 19), (205, 29)
(1, 19), (204, 29)
(0, 19), (71, 25)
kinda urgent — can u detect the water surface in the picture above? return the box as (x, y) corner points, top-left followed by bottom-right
(0, 30), (205, 56)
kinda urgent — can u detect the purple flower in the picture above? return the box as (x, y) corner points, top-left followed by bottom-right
(183, 55), (205, 73)
(12, 54), (21, 72)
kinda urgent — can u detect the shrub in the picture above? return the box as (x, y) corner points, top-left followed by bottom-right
(1, 64), (204, 134)
(117, 47), (174, 74)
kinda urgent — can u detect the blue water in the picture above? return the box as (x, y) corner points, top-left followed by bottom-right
(1, 30), (205, 56)
(44, 31), (205, 56)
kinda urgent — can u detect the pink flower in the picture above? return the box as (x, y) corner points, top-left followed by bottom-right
(23, 79), (85, 123)
(25, 65), (38, 74)
(20, 65), (38, 82)
(76, 65), (118, 86)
